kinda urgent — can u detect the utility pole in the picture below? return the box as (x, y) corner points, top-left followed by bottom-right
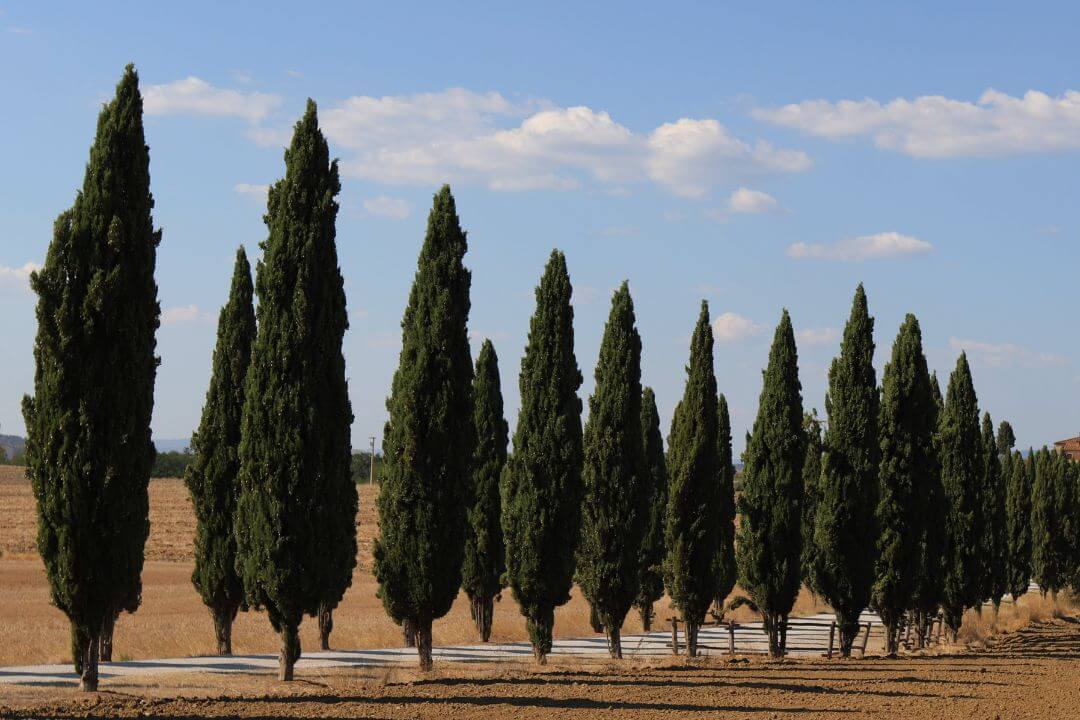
(369, 436), (376, 485)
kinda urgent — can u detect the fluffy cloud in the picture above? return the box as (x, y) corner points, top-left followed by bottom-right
(0, 261), (40, 291)
(318, 88), (809, 196)
(787, 232), (932, 262)
(161, 305), (209, 326)
(727, 187), (781, 215)
(712, 312), (764, 343)
(797, 327), (841, 347)
(144, 77), (281, 123)
(233, 183), (269, 198)
(949, 337), (1065, 369)
(754, 89), (1080, 158)
(362, 195), (410, 220)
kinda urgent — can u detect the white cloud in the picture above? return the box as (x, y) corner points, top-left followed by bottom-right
(727, 187), (781, 215)
(787, 232), (932, 262)
(949, 337), (1066, 369)
(230, 69), (253, 84)
(713, 312), (764, 343)
(285, 69), (304, 79)
(361, 195), (410, 220)
(797, 327), (841, 347)
(233, 183), (269, 198)
(0, 261), (41, 291)
(162, 305), (209, 326)
(754, 89), (1080, 158)
(7, 26), (32, 36)
(319, 88), (809, 196)
(144, 77), (281, 123)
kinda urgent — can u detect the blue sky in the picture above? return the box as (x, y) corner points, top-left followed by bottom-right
(1, 2), (1078, 452)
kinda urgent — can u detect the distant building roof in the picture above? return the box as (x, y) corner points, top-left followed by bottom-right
(1054, 436), (1080, 458)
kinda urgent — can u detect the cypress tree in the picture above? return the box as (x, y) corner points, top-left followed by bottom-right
(234, 100), (353, 681)
(911, 367), (946, 648)
(872, 315), (938, 653)
(736, 310), (804, 658)
(1031, 448), (1072, 599)
(186, 247), (255, 655)
(814, 285), (879, 656)
(462, 339), (508, 642)
(715, 393), (738, 613)
(577, 282), (646, 659)
(800, 410), (824, 597)
(996, 421), (1016, 458)
(663, 301), (720, 657)
(374, 185), (474, 670)
(23, 65), (160, 691)
(980, 413), (1008, 611)
(1005, 450), (1032, 601)
(501, 250), (583, 664)
(634, 387), (668, 632)
(939, 353), (983, 638)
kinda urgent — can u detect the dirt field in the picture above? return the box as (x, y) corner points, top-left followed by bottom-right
(1, 616), (1078, 719)
(0, 466), (831, 667)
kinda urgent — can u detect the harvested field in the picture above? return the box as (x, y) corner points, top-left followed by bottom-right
(2, 616), (1079, 719)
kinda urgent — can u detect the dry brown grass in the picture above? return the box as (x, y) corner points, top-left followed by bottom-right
(957, 591), (1079, 646)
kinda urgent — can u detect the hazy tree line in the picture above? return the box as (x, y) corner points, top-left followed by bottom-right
(22, 66), (1080, 690)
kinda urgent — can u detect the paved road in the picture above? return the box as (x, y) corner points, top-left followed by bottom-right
(0, 610), (884, 686)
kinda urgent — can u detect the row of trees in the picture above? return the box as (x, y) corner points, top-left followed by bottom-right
(24, 66), (1080, 691)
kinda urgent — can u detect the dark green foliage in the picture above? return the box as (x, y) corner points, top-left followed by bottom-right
(374, 185), (474, 669)
(22, 65), (160, 690)
(1005, 450), (1032, 600)
(939, 353), (983, 636)
(634, 387), (668, 631)
(800, 411), (824, 596)
(873, 315), (940, 653)
(979, 413), (1008, 607)
(234, 100), (354, 680)
(502, 250), (584, 663)
(664, 302), (720, 657)
(814, 285), (879, 656)
(736, 310), (804, 658)
(1031, 449), (1073, 596)
(577, 283), (646, 659)
(462, 340), (508, 642)
(715, 393), (738, 610)
(996, 421), (1016, 458)
(186, 247), (255, 655)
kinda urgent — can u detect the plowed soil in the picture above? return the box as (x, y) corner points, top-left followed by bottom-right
(2, 617), (1079, 719)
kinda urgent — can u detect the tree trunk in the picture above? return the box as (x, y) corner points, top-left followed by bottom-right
(278, 625), (300, 681)
(605, 625), (623, 659)
(639, 603), (652, 632)
(685, 621), (700, 658)
(474, 595), (493, 642)
(79, 631), (99, 692)
(589, 604), (604, 633)
(914, 611), (926, 650)
(71, 623), (89, 676)
(318, 602), (333, 651)
(779, 614), (789, 656)
(766, 613), (782, 658)
(527, 612), (553, 665)
(213, 608), (234, 656)
(417, 618), (433, 671)
(99, 612), (115, 662)
(837, 616), (859, 658)
(403, 617), (417, 647)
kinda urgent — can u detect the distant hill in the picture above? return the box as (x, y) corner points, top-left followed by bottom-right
(0, 434), (25, 459)
(154, 438), (193, 453)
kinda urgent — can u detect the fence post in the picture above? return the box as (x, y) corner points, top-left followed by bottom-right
(728, 621), (736, 656)
(670, 617), (680, 655)
(827, 622), (836, 659)
(860, 623), (872, 656)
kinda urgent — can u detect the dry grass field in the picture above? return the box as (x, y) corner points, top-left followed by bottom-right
(0, 465), (832, 667)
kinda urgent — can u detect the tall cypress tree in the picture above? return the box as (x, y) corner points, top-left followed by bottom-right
(462, 339), (508, 642)
(664, 301), (720, 657)
(800, 410), (824, 597)
(996, 421), (1016, 458)
(374, 185), (474, 670)
(814, 285), (879, 656)
(912, 365), (946, 648)
(1031, 448), (1071, 599)
(578, 283), (646, 659)
(939, 352), (983, 638)
(980, 413), (1008, 611)
(234, 100), (352, 680)
(872, 315), (938, 653)
(186, 247), (255, 655)
(715, 393), (738, 613)
(635, 387), (668, 632)
(737, 310), (805, 658)
(1005, 450), (1032, 601)
(23, 65), (160, 691)
(501, 250), (583, 663)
